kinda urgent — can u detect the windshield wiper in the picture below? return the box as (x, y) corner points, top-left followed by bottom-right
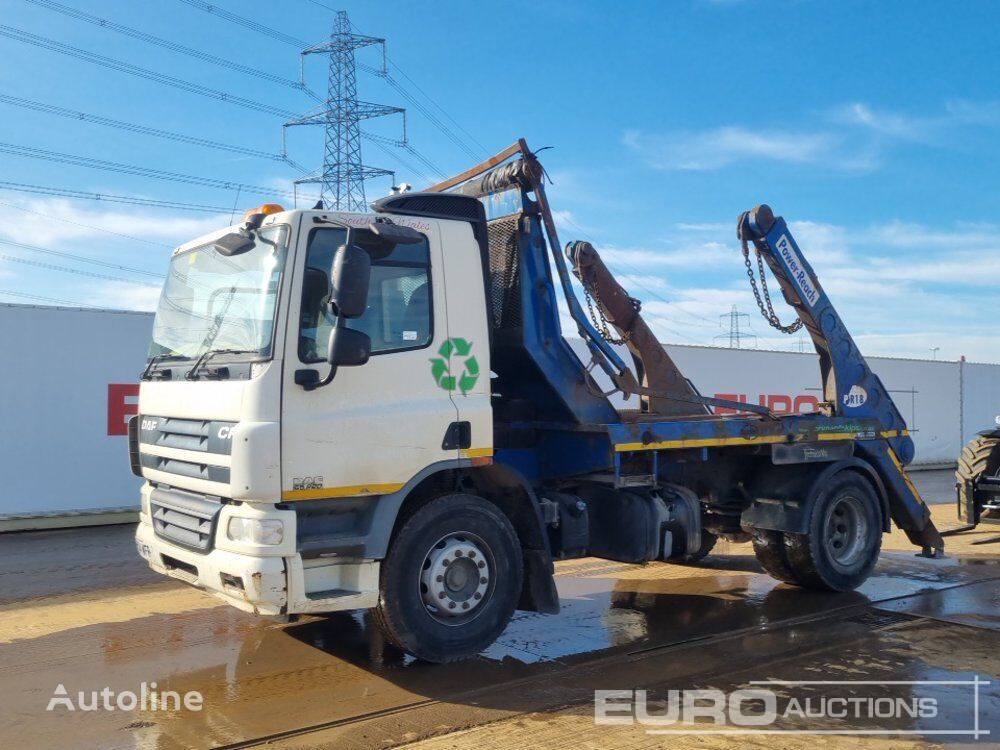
(140, 353), (187, 381)
(185, 348), (258, 380)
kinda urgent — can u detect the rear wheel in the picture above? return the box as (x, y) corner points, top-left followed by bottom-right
(751, 528), (800, 584)
(782, 473), (883, 591)
(372, 493), (523, 663)
(956, 436), (1000, 522)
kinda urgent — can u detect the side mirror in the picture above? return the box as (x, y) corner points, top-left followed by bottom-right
(330, 244), (370, 319)
(213, 231), (255, 256)
(327, 326), (371, 367)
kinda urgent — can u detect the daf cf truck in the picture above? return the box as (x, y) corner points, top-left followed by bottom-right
(131, 140), (943, 662)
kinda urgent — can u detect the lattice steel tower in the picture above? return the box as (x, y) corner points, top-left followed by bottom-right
(284, 10), (400, 211)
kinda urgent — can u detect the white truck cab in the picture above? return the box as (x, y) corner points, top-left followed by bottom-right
(133, 202), (493, 624)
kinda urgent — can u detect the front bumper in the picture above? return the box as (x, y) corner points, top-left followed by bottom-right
(136, 515), (380, 616)
(136, 519), (287, 615)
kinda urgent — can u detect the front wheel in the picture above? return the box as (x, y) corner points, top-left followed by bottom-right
(372, 493), (523, 663)
(782, 473), (883, 591)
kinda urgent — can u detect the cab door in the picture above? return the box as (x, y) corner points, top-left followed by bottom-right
(437, 220), (493, 461)
(280, 219), (459, 502)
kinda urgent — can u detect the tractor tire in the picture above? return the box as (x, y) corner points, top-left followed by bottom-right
(751, 529), (800, 584)
(372, 493), (523, 663)
(956, 436), (1000, 521)
(782, 472), (883, 592)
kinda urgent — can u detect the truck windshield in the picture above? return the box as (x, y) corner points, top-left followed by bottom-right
(149, 225), (289, 360)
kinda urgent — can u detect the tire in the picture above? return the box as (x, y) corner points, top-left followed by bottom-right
(679, 529), (717, 563)
(783, 473), (883, 592)
(751, 529), (800, 584)
(956, 436), (1000, 521)
(372, 493), (523, 663)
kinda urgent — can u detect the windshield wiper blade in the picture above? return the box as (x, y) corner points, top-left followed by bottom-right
(185, 348), (258, 380)
(140, 353), (187, 380)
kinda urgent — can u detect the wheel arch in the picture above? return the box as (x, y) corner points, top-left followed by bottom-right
(742, 457), (890, 535)
(367, 460), (559, 614)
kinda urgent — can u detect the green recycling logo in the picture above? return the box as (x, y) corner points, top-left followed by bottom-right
(430, 337), (479, 395)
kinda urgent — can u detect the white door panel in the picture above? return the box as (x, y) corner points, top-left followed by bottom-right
(438, 220), (493, 457)
(281, 220), (458, 500)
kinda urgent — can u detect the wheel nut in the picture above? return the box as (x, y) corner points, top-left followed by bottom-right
(462, 602), (469, 609)
(468, 550), (476, 558)
(478, 560), (485, 569)
(455, 550), (464, 557)
(474, 592), (482, 600)
(442, 559), (450, 566)
(436, 575), (444, 582)
(448, 602), (456, 609)
(480, 576), (487, 584)
(438, 592), (446, 599)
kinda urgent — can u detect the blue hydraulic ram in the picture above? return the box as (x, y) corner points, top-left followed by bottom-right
(739, 205), (943, 554)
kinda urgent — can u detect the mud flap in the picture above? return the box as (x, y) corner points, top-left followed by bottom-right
(518, 548), (560, 614)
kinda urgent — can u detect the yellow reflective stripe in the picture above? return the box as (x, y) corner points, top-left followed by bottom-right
(614, 435), (791, 452)
(615, 429), (905, 453)
(460, 447), (493, 458)
(886, 446), (926, 507)
(281, 482), (405, 501)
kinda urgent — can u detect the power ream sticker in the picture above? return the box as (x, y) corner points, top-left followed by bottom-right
(774, 234), (819, 307)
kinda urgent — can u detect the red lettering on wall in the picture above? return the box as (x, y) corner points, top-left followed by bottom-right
(108, 383), (140, 436)
(713, 392), (819, 415)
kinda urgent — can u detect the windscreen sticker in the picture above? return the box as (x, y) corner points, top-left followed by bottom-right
(774, 234), (819, 307)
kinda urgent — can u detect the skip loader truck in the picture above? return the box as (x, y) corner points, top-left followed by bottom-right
(132, 140), (944, 662)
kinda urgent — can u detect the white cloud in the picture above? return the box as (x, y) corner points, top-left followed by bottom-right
(0, 197), (229, 247)
(835, 103), (923, 139)
(623, 126), (872, 171)
(94, 280), (161, 311)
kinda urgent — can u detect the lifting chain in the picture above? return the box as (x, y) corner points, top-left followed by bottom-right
(581, 270), (641, 346)
(742, 238), (803, 334)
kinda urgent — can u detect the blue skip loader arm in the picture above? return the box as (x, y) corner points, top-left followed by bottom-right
(739, 205), (944, 554)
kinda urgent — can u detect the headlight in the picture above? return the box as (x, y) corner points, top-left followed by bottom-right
(227, 517), (284, 545)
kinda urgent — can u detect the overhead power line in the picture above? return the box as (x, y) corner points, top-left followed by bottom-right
(0, 237), (163, 277)
(177, 0), (308, 47)
(0, 93), (308, 171)
(0, 24), (296, 118)
(354, 61), (480, 162)
(178, 0), (478, 166)
(0, 182), (230, 213)
(0, 288), (104, 309)
(0, 199), (174, 249)
(26, 0), (314, 95)
(0, 141), (301, 199)
(0, 251), (161, 286)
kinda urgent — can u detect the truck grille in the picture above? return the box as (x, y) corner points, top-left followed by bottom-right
(139, 416), (235, 455)
(139, 453), (230, 483)
(150, 487), (223, 552)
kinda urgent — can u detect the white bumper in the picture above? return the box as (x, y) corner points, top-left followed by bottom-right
(135, 518), (379, 616)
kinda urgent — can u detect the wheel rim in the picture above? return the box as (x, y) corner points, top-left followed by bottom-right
(419, 531), (495, 626)
(823, 494), (869, 571)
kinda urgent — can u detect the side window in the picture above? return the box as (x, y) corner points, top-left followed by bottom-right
(299, 227), (433, 362)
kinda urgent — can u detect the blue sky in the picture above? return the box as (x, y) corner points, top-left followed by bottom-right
(0, 0), (998, 361)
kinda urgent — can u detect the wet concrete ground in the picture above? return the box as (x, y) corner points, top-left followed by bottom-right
(0, 471), (996, 749)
